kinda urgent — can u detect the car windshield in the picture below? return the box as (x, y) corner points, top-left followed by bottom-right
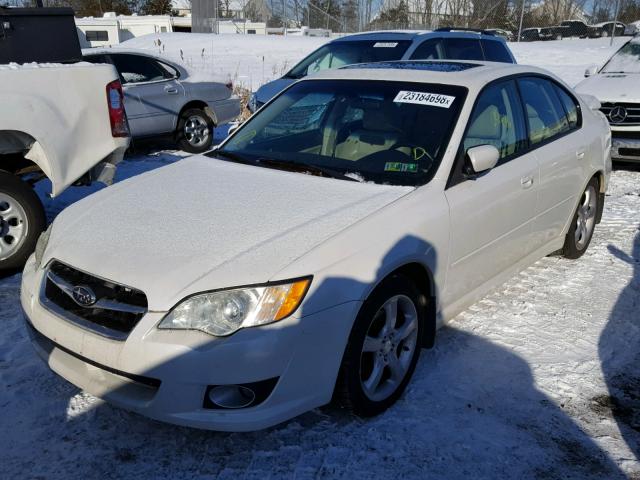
(284, 41), (412, 79)
(602, 40), (640, 73)
(214, 80), (467, 187)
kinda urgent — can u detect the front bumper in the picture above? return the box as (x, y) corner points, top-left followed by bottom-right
(21, 256), (360, 431)
(611, 135), (640, 163)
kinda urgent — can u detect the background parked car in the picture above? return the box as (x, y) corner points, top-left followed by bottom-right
(594, 21), (627, 37)
(624, 21), (640, 36)
(248, 28), (516, 112)
(84, 50), (241, 153)
(577, 37), (640, 163)
(520, 28), (542, 41)
(557, 20), (602, 38)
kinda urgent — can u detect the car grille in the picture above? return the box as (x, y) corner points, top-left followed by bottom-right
(600, 102), (640, 126)
(612, 130), (640, 140)
(40, 261), (148, 340)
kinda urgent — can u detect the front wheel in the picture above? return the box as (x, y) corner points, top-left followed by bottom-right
(561, 177), (599, 259)
(334, 275), (424, 417)
(0, 171), (46, 271)
(176, 108), (214, 154)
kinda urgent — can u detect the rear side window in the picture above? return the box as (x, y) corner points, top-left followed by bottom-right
(110, 54), (170, 84)
(518, 77), (570, 145)
(481, 40), (513, 63)
(410, 38), (483, 61)
(443, 38), (483, 61)
(553, 84), (580, 128)
(463, 80), (527, 161)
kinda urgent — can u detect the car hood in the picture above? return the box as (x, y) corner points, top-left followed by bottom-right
(575, 73), (640, 103)
(255, 78), (295, 105)
(45, 156), (413, 311)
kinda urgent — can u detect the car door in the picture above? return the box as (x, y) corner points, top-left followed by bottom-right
(108, 53), (184, 137)
(443, 80), (538, 307)
(517, 77), (585, 249)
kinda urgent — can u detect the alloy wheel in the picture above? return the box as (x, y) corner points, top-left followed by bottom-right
(360, 294), (419, 402)
(575, 185), (597, 250)
(184, 115), (210, 148)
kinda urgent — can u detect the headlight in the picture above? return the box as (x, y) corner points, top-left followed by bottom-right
(158, 278), (311, 337)
(34, 224), (52, 269)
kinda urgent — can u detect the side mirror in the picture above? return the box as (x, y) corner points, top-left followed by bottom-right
(466, 145), (500, 174)
(584, 65), (598, 77)
(227, 122), (241, 136)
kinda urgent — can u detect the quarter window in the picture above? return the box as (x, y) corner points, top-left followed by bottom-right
(480, 39), (513, 63)
(518, 77), (571, 145)
(463, 81), (527, 161)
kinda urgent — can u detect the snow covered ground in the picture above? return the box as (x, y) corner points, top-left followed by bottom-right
(1, 36), (639, 478)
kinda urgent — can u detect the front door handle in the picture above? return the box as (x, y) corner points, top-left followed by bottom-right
(576, 150), (586, 159)
(521, 175), (534, 189)
(165, 87), (178, 94)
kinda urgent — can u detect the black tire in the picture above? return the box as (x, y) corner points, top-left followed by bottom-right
(334, 274), (425, 417)
(561, 177), (599, 260)
(0, 171), (46, 271)
(176, 108), (214, 154)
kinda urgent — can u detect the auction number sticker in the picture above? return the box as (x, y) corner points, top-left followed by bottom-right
(373, 42), (398, 48)
(393, 91), (455, 108)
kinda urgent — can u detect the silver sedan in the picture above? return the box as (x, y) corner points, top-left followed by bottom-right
(84, 49), (241, 153)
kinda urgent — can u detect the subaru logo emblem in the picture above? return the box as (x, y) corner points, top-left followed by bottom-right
(72, 285), (97, 307)
(609, 106), (627, 124)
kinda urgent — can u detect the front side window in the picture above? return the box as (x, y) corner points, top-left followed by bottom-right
(601, 40), (640, 74)
(216, 80), (467, 186)
(110, 54), (170, 84)
(518, 77), (570, 145)
(285, 41), (412, 79)
(463, 80), (526, 160)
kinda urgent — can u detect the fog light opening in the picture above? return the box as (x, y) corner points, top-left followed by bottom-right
(207, 385), (256, 409)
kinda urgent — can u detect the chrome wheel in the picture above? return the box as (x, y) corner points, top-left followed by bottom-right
(184, 114), (210, 148)
(360, 294), (419, 402)
(0, 192), (28, 262)
(575, 185), (597, 250)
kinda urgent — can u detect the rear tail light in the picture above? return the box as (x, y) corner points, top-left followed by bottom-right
(106, 80), (129, 138)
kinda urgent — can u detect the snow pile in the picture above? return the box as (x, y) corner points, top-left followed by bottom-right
(0, 61), (96, 70)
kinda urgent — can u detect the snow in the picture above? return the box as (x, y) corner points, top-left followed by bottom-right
(0, 61), (96, 70)
(1, 36), (640, 478)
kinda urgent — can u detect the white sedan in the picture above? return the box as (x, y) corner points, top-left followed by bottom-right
(21, 61), (611, 431)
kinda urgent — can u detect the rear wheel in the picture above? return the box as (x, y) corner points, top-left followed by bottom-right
(335, 275), (424, 417)
(176, 108), (214, 154)
(561, 177), (599, 259)
(0, 171), (46, 270)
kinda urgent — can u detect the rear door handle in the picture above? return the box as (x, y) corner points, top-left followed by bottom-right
(521, 175), (534, 189)
(576, 150), (586, 159)
(165, 87), (178, 94)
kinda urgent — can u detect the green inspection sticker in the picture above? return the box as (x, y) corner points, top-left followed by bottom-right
(384, 162), (419, 173)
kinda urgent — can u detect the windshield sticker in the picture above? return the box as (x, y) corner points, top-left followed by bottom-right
(393, 91), (455, 108)
(384, 162), (418, 173)
(374, 42), (399, 48)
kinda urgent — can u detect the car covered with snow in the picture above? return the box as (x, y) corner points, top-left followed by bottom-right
(22, 60), (610, 431)
(83, 49), (241, 153)
(577, 37), (640, 163)
(1, 62), (129, 271)
(248, 29), (516, 112)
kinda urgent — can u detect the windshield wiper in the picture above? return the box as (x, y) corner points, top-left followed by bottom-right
(211, 149), (257, 166)
(257, 158), (359, 182)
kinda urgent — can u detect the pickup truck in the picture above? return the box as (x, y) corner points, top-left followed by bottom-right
(0, 62), (130, 270)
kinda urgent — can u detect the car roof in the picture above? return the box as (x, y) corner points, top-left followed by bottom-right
(330, 29), (506, 43)
(302, 60), (557, 93)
